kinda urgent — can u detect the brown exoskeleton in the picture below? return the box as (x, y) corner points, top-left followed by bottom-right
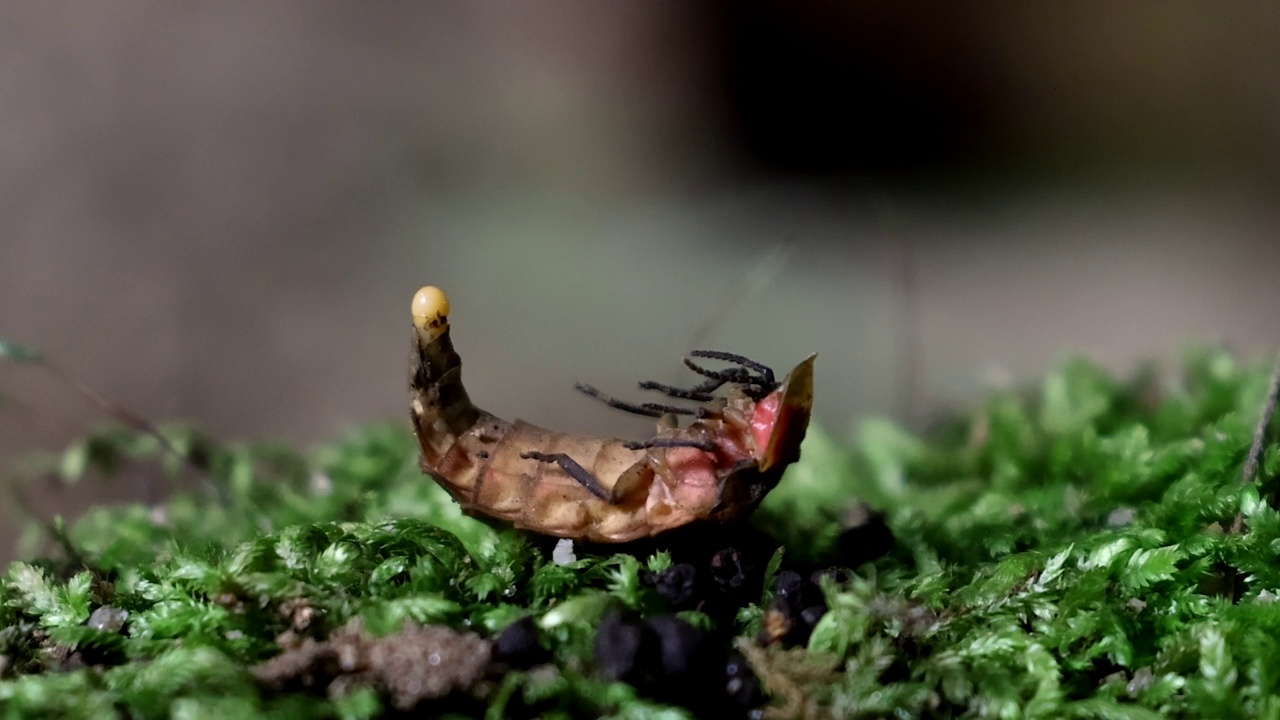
(408, 286), (815, 543)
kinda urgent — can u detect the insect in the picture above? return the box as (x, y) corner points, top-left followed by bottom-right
(408, 285), (815, 543)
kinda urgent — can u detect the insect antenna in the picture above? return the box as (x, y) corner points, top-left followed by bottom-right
(623, 438), (717, 453)
(1, 337), (229, 506)
(689, 350), (777, 389)
(575, 383), (708, 418)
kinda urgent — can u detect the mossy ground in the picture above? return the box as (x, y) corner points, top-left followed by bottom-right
(3, 348), (1280, 718)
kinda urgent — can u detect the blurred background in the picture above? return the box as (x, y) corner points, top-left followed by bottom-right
(3, 2), (1280, 561)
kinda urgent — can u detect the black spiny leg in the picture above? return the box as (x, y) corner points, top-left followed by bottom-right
(689, 350), (777, 390)
(682, 358), (772, 400)
(575, 383), (708, 418)
(681, 358), (753, 385)
(521, 451), (615, 502)
(623, 438), (717, 453)
(637, 380), (717, 403)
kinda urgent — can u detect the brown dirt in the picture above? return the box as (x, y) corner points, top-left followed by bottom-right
(253, 620), (492, 711)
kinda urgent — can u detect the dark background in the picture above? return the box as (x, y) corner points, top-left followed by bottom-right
(4, 2), (1280, 560)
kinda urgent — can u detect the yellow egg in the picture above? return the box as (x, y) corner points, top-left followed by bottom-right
(411, 285), (450, 336)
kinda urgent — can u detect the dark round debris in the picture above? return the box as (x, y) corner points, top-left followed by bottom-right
(642, 563), (698, 607)
(800, 605), (828, 630)
(594, 611), (653, 683)
(772, 569), (827, 646)
(810, 566), (854, 588)
(645, 615), (705, 680)
(494, 616), (548, 669)
(724, 651), (765, 712)
(835, 501), (895, 566)
(761, 595), (825, 648)
(710, 548), (749, 592)
(774, 570), (804, 610)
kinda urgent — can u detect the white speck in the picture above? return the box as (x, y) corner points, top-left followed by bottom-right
(553, 538), (576, 566)
(149, 506), (169, 526)
(1107, 507), (1137, 527)
(428, 652), (441, 666)
(87, 606), (128, 632)
(308, 472), (333, 496)
(338, 645), (359, 671)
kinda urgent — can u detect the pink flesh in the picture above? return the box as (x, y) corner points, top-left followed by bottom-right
(665, 447), (720, 488)
(749, 391), (782, 455)
(646, 446), (719, 517)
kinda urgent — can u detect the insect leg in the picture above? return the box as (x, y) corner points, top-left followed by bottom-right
(521, 450), (651, 505)
(637, 380), (716, 403)
(682, 358), (773, 400)
(521, 451), (613, 501)
(689, 350), (777, 389)
(623, 438), (717, 453)
(575, 383), (707, 418)
(681, 358), (753, 384)
(687, 376), (735, 393)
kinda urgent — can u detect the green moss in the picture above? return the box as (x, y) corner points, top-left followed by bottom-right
(3, 347), (1280, 717)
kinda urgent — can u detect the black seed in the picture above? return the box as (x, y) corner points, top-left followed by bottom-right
(800, 604), (828, 629)
(594, 611), (652, 682)
(724, 652), (765, 710)
(494, 617), (547, 669)
(710, 548), (749, 592)
(644, 563), (698, 607)
(646, 615), (705, 680)
(809, 566), (854, 588)
(787, 603), (827, 646)
(773, 570), (804, 613)
(880, 656), (911, 684)
(835, 503), (895, 566)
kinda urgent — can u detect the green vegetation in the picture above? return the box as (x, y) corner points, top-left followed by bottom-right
(3, 347), (1280, 718)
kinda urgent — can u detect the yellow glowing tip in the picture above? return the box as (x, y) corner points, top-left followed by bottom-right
(411, 285), (450, 338)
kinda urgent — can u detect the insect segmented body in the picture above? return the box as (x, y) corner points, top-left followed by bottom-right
(408, 286), (815, 543)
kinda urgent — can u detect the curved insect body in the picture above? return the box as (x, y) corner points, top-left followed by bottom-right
(408, 286), (815, 543)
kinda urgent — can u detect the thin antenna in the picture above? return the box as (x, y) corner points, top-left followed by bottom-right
(690, 242), (795, 350)
(1, 338), (228, 505)
(885, 202), (923, 426)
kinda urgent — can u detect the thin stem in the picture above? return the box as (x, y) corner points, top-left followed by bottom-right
(1242, 357), (1280, 486)
(35, 358), (228, 505)
(1229, 355), (1280, 534)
